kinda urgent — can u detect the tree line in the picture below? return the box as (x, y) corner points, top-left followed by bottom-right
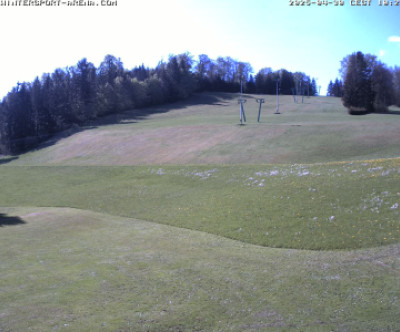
(0, 53), (318, 154)
(328, 51), (400, 114)
(327, 79), (344, 98)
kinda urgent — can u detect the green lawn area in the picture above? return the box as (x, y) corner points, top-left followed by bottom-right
(1, 207), (399, 331)
(0, 160), (399, 250)
(1, 93), (400, 331)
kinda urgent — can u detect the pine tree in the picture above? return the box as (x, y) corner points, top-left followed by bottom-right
(342, 52), (373, 114)
(310, 78), (317, 96)
(327, 81), (334, 96)
(255, 70), (267, 94)
(279, 70), (294, 95)
(71, 58), (97, 120)
(0, 99), (10, 153)
(246, 75), (256, 93)
(393, 67), (400, 107)
(371, 63), (394, 112)
(330, 79), (344, 97)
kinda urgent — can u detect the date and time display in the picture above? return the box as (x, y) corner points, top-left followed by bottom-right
(289, 0), (400, 6)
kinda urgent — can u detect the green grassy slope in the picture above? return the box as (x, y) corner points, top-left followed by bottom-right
(0, 159), (399, 250)
(5, 93), (400, 166)
(1, 93), (400, 331)
(1, 207), (399, 331)
(1, 93), (400, 250)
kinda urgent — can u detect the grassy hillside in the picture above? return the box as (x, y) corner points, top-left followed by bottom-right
(1, 93), (400, 331)
(5, 93), (400, 166)
(1, 207), (399, 331)
(0, 159), (399, 250)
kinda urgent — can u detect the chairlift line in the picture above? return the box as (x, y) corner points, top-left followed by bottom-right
(238, 79), (247, 124)
(238, 98), (247, 124)
(256, 98), (265, 122)
(274, 79), (281, 114)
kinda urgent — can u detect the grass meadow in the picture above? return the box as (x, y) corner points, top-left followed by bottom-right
(1, 93), (400, 331)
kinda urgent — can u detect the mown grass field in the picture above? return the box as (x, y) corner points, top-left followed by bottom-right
(1, 93), (400, 331)
(8, 93), (400, 165)
(0, 160), (399, 250)
(1, 207), (399, 331)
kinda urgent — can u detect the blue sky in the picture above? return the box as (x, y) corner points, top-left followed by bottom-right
(0, 0), (399, 97)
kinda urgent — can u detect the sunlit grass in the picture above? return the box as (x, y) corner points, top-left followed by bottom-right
(5, 93), (400, 166)
(0, 207), (399, 331)
(1, 93), (400, 330)
(1, 158), (399, 250)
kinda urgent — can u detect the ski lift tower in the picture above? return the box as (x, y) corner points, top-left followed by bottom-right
(256, 98), (265, 122)
(238, 79), (247, 124)
(274, 79), (281, 114)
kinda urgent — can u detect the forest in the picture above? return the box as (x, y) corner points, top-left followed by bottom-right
(327, 52), (400, 115)
(0, 53), (317, 154)
(1, 51), (399, 154)
(339, 52), (400, 114)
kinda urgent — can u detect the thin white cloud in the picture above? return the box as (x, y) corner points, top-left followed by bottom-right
(388, 36), (400, 42)
(379, 50), (386, 57)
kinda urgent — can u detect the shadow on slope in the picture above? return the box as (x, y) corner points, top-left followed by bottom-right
(0, 213), (25, 227)
(349, 106), (400, 116)
(20, 93), (237, 155)
(0, 156), (19, 165)
(89, 92), (237, 126)
(381, 106), (400, 115)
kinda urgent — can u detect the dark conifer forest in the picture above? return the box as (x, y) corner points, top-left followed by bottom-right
(329, 51), (400, 114)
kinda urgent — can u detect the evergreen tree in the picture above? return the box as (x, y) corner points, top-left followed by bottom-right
(0, 101), (7, 153)
(342, 51), (373, 113)
(39, 74), (57, 134)
(156, 53), (196, 101)
(0, 83), (37, 151)
(245, 75), (256, 93)
(6, 84), (34, 139)
(30, 77), (44, 137)
(279, 69), (294, 95)
(310, 78), (317, 96)
(393, 66), (400, 107)
(335, 79), (344, 97)
(156, 57), (180, 102)
(130, 64), (150, 81)
(328, 78), (344, 97)
(327, 80), (334, 96)
(71, 58), (98, 120)
(371, 62), (393, 112)
(48, 68), (72, 128)
(254, 68), (272, 94)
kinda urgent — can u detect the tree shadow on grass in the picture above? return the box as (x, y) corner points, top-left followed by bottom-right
(380, 109), (400, 115)
(35, 94), (229, 149)
(0, 213), (26, 227)
(0, 156), (19, 165)
(349, 106), (400, 116)
(8, 92), (239, 156)
(90, 92), (238, 126)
